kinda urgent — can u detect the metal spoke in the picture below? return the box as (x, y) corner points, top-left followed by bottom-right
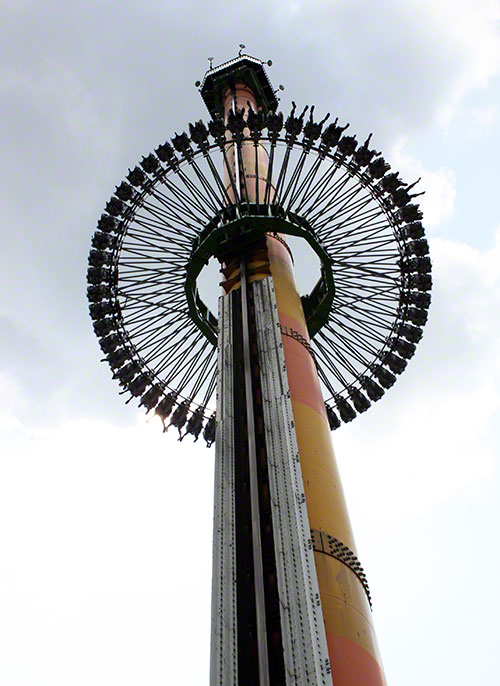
(88, 122), (430, 426)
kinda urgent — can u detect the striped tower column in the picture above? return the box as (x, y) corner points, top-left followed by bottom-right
(213, 80), (386, 685)
(267, 233), (387, 686)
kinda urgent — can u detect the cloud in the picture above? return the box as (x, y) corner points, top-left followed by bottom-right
(0, 372), (27, 433)
(0, 400), (214, 684)
(336, 230), (500, 524)
(389, 141), (456, 227)
(425, 0), (500, 127)
(272, 0), (500, 141)
(467, 105), (498, 139)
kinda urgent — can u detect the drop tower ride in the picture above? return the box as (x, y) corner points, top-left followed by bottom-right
(87, 52), (432, 686)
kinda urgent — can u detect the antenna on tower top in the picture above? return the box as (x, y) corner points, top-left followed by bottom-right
(208, 56), (214, 69)
(238, 43), (246, 56)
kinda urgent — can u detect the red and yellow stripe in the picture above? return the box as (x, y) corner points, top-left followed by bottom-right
(268, 235), (386, 686)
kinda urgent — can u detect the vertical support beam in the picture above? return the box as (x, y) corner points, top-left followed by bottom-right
(211, 292), (238, 686)
(253, 276), (333, 685)
(231, 90), (242, 201)
(212, 269), (332, 686)
(240, 256), (270, 686)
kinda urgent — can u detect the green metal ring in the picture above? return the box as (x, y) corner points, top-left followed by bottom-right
(185, 209), (335, 345)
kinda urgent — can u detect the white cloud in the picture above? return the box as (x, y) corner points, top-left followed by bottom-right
(336, 230), (500, 524)
(390, 141), (456, 227)
(0, 407), (214, 685)
(467, 106), (498, 139)
(424, 0), (500, 126)
(275, 0), (500, 138)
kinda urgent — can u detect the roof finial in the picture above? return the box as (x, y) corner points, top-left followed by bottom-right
(238, 43), (246, 56)
(208, 56), (214, 70)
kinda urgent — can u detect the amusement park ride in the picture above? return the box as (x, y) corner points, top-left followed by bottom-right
(87, 50), (431, 686)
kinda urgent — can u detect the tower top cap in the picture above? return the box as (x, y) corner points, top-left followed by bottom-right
(198, 54), (278, 119)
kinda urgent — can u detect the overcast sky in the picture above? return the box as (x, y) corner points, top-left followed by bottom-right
(1, 0), (499, 684)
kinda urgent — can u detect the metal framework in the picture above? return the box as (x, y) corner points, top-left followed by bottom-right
(212, 276), (333, 684)
(87, 103), (431, 439)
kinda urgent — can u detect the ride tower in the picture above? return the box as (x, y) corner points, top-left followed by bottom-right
(87, 52), (431, 686)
